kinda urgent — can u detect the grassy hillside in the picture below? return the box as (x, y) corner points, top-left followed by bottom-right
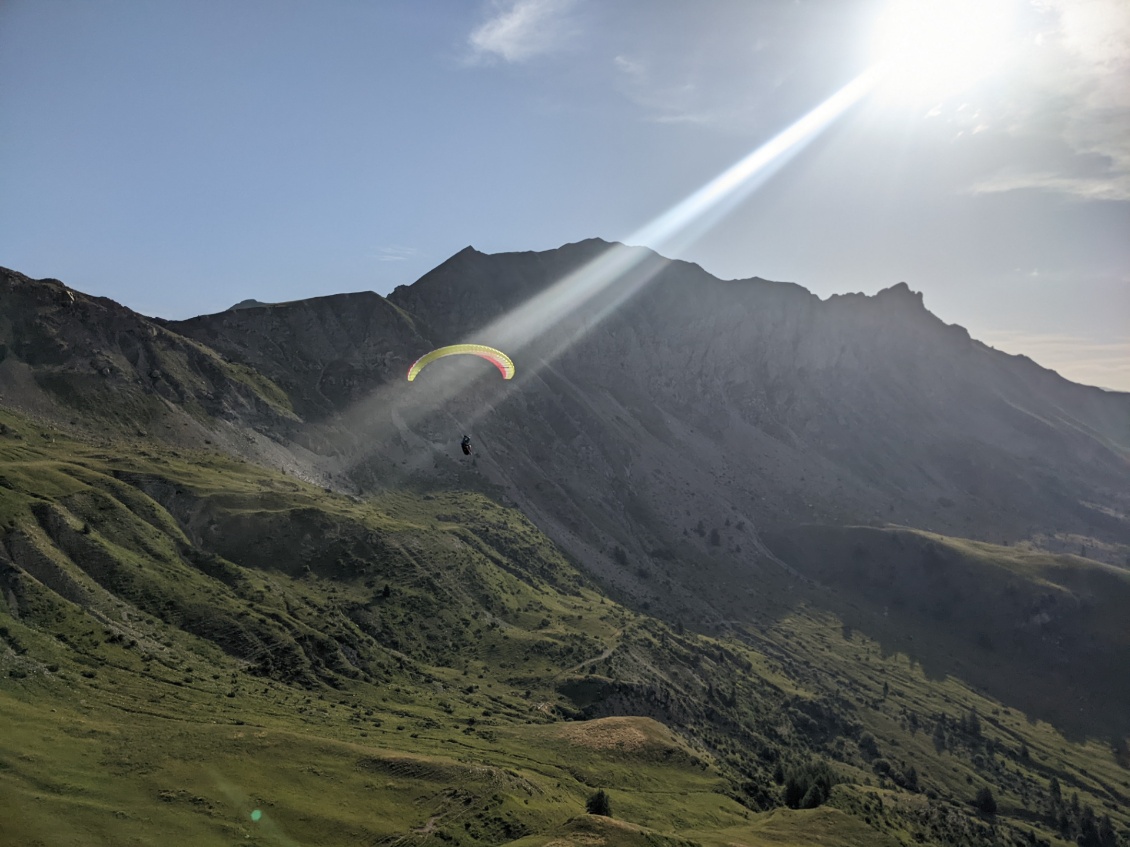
(763, 525), (1130, 738)
(0, 269), (300, 446)
(2, 407), (1128, 846)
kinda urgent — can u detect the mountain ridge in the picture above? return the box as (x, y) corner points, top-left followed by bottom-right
(5, 248), (1128, 558)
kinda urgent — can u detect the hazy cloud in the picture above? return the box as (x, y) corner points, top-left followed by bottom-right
(602, 3), (848, 132)
(971, 170), (1130, 201)
(612, 54), (644, 83)
(972, 0), (1130, 201)
(612, 54), (709, 124)
(373, 246), (418, 262)
(468, 0), (576, 63)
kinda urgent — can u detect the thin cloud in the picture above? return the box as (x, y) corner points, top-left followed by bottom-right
(372, 246), (419, 262)
(970, 170), (1130, 201)
(468, 0), (576, 64)
(612, 53), (712, 125)
(612, 54), (644, 83)
(981, 329), (1130, 392)
(604, 5), (793, 129)
(970, 0), (1130, 201)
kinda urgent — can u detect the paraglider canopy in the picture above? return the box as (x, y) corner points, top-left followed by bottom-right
(406, 344), (515, 381)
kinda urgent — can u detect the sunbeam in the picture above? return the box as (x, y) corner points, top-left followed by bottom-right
(338, 68), (881, 475)
(487, 68), (880, 360)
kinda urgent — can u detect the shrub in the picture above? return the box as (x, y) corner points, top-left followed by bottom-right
(974, 786), (997, 816)
(783, 760), (838, 809)
(858, 732), (880, 761)
(902, 765), (920, 793)
(586, 789), (612, 817)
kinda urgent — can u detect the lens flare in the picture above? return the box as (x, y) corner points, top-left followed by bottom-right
(871, 0), (1021, 102)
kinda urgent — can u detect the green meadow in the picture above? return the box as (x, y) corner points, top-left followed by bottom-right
(2, 408), (1127, 846)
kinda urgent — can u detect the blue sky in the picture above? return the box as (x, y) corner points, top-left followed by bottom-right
(1, 0), (1127, 389)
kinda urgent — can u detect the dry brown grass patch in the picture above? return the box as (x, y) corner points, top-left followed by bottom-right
(554, 716), (653, 752)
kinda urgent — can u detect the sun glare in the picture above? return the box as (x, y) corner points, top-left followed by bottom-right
(871, 0), (1021, 102)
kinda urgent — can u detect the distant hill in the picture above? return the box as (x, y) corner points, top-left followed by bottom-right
(226, 298), (274, 311)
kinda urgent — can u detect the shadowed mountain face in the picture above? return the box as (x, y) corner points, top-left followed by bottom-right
(152, 241), (1130, 561)
(2, 241), (1129, 739)
(164, 291), (428, 421)
(375, 240), (1130, 575)
(0, 267), (300, 445)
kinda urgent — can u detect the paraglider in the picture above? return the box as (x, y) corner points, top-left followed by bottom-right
(406, 344), (515, 382)
(461, 434), (472, 456)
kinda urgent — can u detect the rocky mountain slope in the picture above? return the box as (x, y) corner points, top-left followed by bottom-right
(380, 239), (1129, 554)
(0, 267), (300, 458)
(4, 244), (1130, 724)
(9, 242), (1127, 570)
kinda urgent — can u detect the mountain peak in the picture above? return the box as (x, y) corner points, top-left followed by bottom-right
(876, 280), (925, 305)
(227, 298), (273, 311)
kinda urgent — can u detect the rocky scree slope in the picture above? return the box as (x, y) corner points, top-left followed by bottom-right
(381, 240), (1130, 571)
(0, 267), (299, 453)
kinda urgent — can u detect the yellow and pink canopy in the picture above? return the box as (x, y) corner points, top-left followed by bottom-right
(406, 344), (515, 382)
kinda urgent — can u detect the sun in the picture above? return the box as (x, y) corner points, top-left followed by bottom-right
(870, 0), (1023, 103)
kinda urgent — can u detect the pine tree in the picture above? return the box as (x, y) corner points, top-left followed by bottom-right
(974, 786), (997, 816)
(966, 708), (982, 738)
(1098, 814), (1117, 847)
(932, 720), (947, 752)
(904, 765), (919, 792)
(586, 789), (612, 817)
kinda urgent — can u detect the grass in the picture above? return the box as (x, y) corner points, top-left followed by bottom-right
(2, 406), (1129, 846)
(762, 524), (1130, 739)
